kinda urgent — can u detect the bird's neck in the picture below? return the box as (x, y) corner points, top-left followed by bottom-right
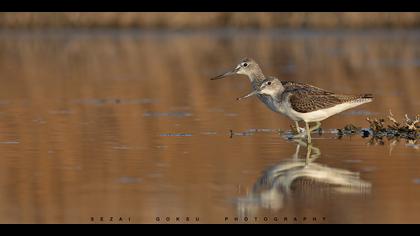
(248, 68), (266, 90)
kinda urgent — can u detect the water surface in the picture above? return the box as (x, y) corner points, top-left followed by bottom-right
(0, 29), (419, 223)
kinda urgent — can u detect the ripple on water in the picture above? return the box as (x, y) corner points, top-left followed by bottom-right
(74, 98), (157, 105)
(116, 176), (143, 184)
(201, 131), (217, 135)
(144, 112), (192, 117)
(49, 110), (74, 115)
(230, 128), (282, 137)
(112, 146), (131, 150)
(207, 108), (224, 113)
(159, 133), (193, 137)
(343, 159), (363, 163)
(245, 128), (281, 133)
(0, 141), (20, 144)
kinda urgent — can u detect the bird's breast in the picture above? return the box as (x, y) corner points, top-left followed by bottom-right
(257, 94), (285, 114)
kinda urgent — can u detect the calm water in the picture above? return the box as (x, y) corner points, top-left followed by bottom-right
(0, 29), (419, 223)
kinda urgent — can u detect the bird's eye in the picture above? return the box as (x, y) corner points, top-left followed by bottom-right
(242, 63), (248, 67)
(267, 81), (272, 85)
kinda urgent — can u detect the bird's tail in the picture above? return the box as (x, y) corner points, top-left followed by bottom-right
(362, 93), (374, 99)
(337, 93), (374, 104)
(353, 93), (374, 104)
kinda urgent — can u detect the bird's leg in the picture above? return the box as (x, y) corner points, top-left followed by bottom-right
(291, 128), (306, 139)
(295, 121), (301, 133)
(305, 122), (312, 144)
(309, 121), (321, 133)
(291, 121), (307, 139)
(292, 141), (301, 160)
(290, 121), (301, 135)
(291, 121), (318, 141)
(305, 142), (322, 165)
(305, 143), (312, 165)
(308, 143), (321, 160)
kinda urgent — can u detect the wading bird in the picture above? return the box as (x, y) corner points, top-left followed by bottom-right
(237, 77), (373, 143)
(211, 58), (373, 143)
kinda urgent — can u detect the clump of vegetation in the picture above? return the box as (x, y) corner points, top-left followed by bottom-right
(365, 111), (419, 140)
(337, 124), (362, 136)
(337, 111), (419, 142)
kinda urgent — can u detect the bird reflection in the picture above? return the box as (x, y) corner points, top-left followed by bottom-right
(236, 140), (371, 216)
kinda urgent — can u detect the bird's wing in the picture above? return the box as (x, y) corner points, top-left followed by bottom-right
(288, 92), (342, 113)
(280, 81), (334, 95)
(287, 89), (371, 113)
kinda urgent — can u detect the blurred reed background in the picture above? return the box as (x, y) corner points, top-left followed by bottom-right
(0, 12), (419, 29)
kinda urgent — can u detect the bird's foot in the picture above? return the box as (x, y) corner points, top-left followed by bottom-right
(291, 131), (307, 140)
(298, 127), (306, 133)
(290, 124), (305, 135)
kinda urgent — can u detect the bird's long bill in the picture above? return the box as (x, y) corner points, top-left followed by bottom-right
(210, 68), (237, 80)
(236, 90), (258, 101)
